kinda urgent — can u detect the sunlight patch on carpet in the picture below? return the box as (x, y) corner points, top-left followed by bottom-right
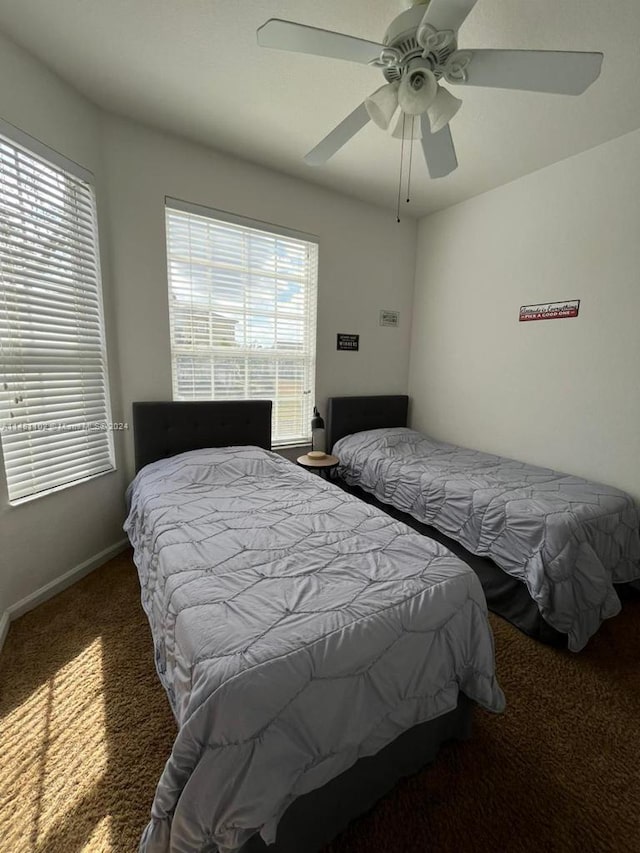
(0, 637), (107, 851)
(83, 813), (113, 851)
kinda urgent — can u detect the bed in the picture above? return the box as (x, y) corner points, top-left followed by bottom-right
(126, 400), (505, 853)
(327, 395), (640, 653)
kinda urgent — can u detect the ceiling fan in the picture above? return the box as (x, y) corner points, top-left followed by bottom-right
(257, 0), (603, 180)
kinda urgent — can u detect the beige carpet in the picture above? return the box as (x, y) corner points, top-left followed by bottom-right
(1, 552), (639, 853)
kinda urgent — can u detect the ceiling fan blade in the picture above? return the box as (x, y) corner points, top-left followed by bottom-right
(421, 0), (479, 33)
(420, 114), (458, 179)
(454, 50), (604, 95)
(257, 19), (384, 65)
(304, 103), (371, 166)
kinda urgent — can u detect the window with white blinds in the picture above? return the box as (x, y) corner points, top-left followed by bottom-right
(0, 125), (114, 504)
(165, 200), (318, 446)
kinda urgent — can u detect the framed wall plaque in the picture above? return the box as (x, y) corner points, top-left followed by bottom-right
(337, 333), (359, 351)
(519, 300), (580, 322)
(379, 310), (399, 327)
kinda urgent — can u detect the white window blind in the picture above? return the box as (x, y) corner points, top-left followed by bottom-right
(165, 201), (318, 446)
(0, 127), (114, 504)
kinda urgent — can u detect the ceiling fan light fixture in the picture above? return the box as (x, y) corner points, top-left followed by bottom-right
(427, 85), (462, 133)
(364, 81), (400, 129)
(398, 67), (438, 115)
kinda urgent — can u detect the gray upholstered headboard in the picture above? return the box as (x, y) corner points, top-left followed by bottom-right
(325, 395), (409, 452)
(132, 400), (272, 472)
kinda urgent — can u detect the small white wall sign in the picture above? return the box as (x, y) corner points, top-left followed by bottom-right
(380, 310), (399, 327)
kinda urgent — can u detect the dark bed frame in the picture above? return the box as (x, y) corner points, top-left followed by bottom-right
(326, 394), (567, 647)
(326, 394), (409, 451)
(131, 399), (475, 853)
(132, 400), (272, 471)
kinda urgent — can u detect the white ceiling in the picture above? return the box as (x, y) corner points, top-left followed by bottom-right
(0, 0), (639, 216)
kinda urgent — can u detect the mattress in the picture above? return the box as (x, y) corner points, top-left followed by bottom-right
(335, 427), (640, 652)
(124, 446), (505, 853)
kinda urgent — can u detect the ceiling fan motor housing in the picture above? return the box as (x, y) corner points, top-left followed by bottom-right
(381, 5), (456, 82)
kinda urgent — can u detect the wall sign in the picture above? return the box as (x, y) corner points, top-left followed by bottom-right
(337, 333), (359, 351)
(379, 310), (399, 327)
(519, 299), (580, 322)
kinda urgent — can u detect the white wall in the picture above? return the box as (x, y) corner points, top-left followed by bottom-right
(0, 35), (417, 616)
(409, 128), (640, 500)
(100, 114), (417, 475)
(0, 33), (128, 615)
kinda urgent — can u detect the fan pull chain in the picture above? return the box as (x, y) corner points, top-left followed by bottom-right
(406, 117), (415, 205)
(396, 114), (407, 223)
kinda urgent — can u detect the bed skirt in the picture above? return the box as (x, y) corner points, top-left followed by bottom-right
(241, 694), (474, 853)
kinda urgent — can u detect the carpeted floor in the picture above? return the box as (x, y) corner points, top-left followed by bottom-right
(1, 552), (639, 853)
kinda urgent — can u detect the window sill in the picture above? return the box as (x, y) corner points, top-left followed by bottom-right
(272, 441), (312, 450)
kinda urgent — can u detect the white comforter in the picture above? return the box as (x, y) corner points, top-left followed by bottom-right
(124, 447), (505, 853)
(335, 428), (640, 651)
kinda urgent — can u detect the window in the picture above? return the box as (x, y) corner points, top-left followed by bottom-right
(0, 123), (114, 504)
(165, 199), (318, 446)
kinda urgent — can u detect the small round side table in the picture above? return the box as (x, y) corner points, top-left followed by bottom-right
(296, 453), (339, 480)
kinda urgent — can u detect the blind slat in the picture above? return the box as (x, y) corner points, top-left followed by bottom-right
(0, 298), (101, 325)
(0, 194), (98, 245)
(0, 261), (103, 296)
(9, 460), (114, 501)
(0, 233), (98, 276)
(3, 431), (114, 460)
(8, 449), (114, 484)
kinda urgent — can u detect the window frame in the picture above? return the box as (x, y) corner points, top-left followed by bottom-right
(164, 197), (319, 447)
(0, 119), (115, 505)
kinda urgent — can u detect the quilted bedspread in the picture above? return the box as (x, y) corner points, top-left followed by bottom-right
(124, 447), (505, 853)
(335, 428), (640, 652)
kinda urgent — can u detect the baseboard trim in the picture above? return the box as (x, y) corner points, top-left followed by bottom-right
(0, 611), (9, 654)
(0, 539), (130, 653)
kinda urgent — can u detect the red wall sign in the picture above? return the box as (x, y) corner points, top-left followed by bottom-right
(519, 300), (580, 322)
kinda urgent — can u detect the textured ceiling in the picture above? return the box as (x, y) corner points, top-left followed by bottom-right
(0, 0), (639, 216)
